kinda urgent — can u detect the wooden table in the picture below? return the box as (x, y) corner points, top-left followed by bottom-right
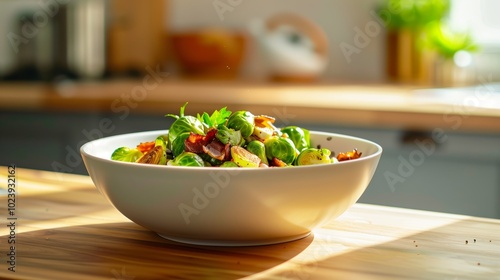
(1, 166), (499, 279)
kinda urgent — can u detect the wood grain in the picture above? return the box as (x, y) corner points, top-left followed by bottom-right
(1, 167), (499, 279)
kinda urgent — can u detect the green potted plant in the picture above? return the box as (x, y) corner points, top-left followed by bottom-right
(422, 21), (478, 86)
(377, 0), (450, 83)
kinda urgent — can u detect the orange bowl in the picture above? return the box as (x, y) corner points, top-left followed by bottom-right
(170, 30), (247, 79)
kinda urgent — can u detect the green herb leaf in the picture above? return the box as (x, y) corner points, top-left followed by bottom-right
(197, 107), (232, 128)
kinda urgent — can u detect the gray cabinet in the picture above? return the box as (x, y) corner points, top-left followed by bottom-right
(1, 111), (499, 218)
(300, 123), (500, 219)
(0, 110), (174, 175)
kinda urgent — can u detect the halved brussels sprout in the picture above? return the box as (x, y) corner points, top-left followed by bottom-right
(154, 135), (168, 165)
(264, 136), (298, 165)
(170, 152), (204, 167)
(137, 145), (165, 164)
(227, 111), (255, 138)
(246, 140), (268, 165)
(230, 146), (261, 167)
(296, 148), (332, 166)
(281, 126), (310, 152)
(111, 147), (143, 162)
(155, 135), (168, 150)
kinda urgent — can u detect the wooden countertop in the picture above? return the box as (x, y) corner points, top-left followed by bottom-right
(1, 166), (500, 279)
(1, 79), (500, 133)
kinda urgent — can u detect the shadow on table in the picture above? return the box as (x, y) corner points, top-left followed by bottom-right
(9, 221), (313, 279)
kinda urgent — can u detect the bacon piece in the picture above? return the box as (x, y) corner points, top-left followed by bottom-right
(337, 149), (362, 162)
(184, 129), (217, 154)
(202, 140), (227, 161)
(184, 134), (205, 153)
(137, 141), (155, 153)
(183, 129), (233, 162)
(223, 143), (231, 161)
(271, 157), (287, 167)
(254, 114), (276, 125)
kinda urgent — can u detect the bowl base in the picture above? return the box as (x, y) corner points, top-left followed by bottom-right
(157, 231), (311, 247)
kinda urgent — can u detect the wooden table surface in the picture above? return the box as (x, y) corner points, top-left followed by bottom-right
(1, 166), (499, 280)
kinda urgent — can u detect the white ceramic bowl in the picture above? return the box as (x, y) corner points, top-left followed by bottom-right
(81, 130), (382, 246)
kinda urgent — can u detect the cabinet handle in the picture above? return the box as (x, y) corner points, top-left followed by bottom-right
(400, 130), (440, 147)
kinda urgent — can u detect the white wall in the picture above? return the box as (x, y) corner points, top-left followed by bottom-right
(167, 0), (387, 82)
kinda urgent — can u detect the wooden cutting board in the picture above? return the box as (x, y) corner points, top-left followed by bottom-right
(0, 166), (499, 279)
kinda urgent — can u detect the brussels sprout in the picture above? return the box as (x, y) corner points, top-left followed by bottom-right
(246, 140), (268, 165)
(219, 161), (239, 168)
(227, 111), (255, 138)
(281, 126), (310, 152)
(155, 135), (168, 150)
(296, 148), (332, 166)
(137, 145), (165, 165)
(154, 135), (168, 165)
(216, 124), (244, 146)
(171, 132), (191, 157)
(170, 152), (204, 167)
(168, 116), (205, 146)
(264, 136), (298, 165)
(111, 147), (144, 162)
(199, 152), (224, 166)
(166, 102), (205, 148)
(231, 146), (261, 167)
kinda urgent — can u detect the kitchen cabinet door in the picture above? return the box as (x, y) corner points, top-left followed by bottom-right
(2, 111), (499, 219)
(300, 124), (500, 219)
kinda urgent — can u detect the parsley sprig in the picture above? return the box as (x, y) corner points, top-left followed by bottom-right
(197, 107), (232, 129)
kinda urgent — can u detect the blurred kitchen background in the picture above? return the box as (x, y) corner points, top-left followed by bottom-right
(1, 0), (499, 83)
(1, 0), (500, 218)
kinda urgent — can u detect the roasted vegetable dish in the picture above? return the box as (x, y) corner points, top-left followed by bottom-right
(111, 103), (362, 167)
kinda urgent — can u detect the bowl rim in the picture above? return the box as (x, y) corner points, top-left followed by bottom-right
(80, 129), (383, 171)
